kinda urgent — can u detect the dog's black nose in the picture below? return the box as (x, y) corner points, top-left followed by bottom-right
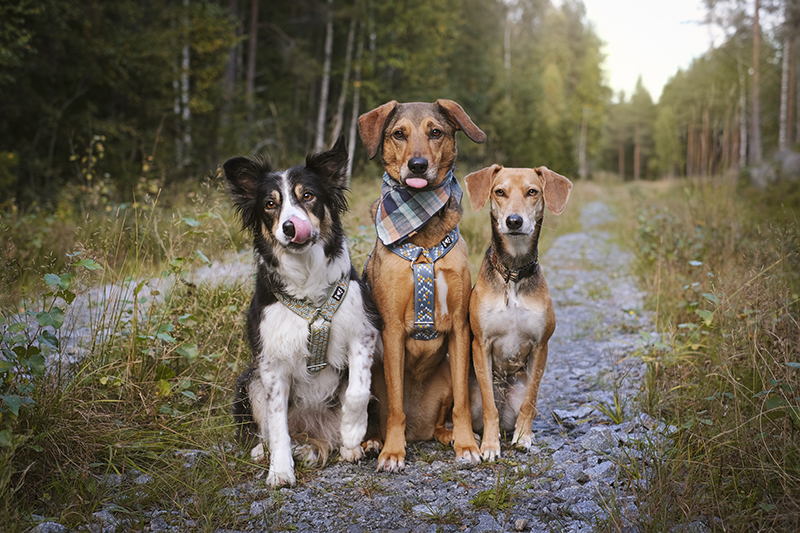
(408, 157), (428, 175)
(506, 214), (523, 230)
(282, 220), (295, 238)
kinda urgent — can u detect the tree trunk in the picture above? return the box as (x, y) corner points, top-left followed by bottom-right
(578, 106), (588, 180)
(220, 0), (239, 133)
(504, 9), (512, 105)
(347, 22), (364, 180)
(246, 0), (259, 126)
(618, 139), (625, 180)
(789, 38), (795, 146)
(315, 0), (334, 152)
(750, 0), (762, 164)
(780, 34), (790, 151)
(329, 17), (356, 146)
(181, 0), (191, 168)
(738, 60), (747, 168)
(633, 122), (640, 180)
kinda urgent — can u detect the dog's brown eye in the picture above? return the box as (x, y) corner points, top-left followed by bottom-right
(265, 200), (277, 209)
(494, 189), (505, 197)
(430, 128), (442, 139)
(393, 130), (405, 140)
(528, 189), (539, 197)
(302, 192), (314, 202)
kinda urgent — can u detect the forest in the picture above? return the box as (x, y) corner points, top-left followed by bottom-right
(2, 0), (796, 209)
(1, 1), (800, 531)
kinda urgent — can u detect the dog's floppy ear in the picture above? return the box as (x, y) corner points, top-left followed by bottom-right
(436, 99), (487, 144)
(537, 166), (573, 216)
(223, 156), (266, 230)
(358, 100), (398, 159)
(306, 134), (349, 213)
(465, 164), (502, 211)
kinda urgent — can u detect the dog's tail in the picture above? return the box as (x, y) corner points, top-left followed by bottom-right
(232, 365), (260, 451)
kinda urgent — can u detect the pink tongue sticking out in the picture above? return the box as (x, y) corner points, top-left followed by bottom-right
(290, 216), (312, 244)
(405, 178), (428, 189)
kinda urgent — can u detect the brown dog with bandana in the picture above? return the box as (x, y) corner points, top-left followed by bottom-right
(358, 99), (486, 472)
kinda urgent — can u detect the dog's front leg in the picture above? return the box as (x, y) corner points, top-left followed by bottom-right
(339, 330), (378, 462)
(512, 342), (548, 450)
(261, 368), (296, 487)
(377, 324), (407, 472)
(449, 317), (482, 464)
(471, 331), (501, 461)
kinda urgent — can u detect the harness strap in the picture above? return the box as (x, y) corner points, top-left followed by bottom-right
(389, 228), (459, 340)
(274, 275), (349, 372)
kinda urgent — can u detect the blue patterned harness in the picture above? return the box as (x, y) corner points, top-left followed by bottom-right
(388, 228), (459, 340)
(273, 275), (349, 373)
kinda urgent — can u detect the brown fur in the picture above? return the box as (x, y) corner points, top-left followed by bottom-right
(358, 100), (486, 471)
(465, 165), (572, 459)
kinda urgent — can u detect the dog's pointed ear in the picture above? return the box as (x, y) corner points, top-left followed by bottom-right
(465, 164), (502, 211)
(306, 134), (350, 212)
(223, 155), (265, 229)
(359, 101), (397, 159)
(436, 99), (487, 144)
(537, 166), (573, 216)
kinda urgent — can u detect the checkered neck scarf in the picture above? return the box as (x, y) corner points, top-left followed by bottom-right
(374, 169), (463, 246)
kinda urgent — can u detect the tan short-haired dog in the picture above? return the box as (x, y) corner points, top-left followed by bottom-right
(464, 165), (572, 460)
(359, 99), (486, 471)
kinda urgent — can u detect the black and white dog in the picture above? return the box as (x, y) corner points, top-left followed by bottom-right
(225, 137), (381, 488)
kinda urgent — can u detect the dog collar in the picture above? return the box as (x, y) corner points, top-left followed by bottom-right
(273, 275), (349, 373)
(389, 228), (459, 340)
(374, 168), (462, 246)
(489, 247), (538, 283)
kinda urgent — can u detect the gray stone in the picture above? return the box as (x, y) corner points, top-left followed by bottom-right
(471, 513), (503, 533)
(149, 516), (169, 532)
(31, 523), (68, 533)
(578, 426), (616, 452)
(133, 473), (153, 485)
(514, 518), (528, 531)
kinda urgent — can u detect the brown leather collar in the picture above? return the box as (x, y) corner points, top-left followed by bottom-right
(489, 247), (538, 283)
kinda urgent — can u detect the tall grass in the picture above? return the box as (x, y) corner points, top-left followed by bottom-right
(629, 176), (800, 531)
(0, 177), (257, 530)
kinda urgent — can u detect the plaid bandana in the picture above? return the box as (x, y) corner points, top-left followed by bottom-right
(374, 169), (463, 246)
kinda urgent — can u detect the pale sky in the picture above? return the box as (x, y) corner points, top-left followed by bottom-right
(582, 0), (720, 102)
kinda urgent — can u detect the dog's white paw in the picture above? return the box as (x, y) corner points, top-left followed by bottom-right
(339, 445), (364, 463)
(266, 468), (296, 488)
(250, 443), (266, 460)
(512, 430), (533, 450)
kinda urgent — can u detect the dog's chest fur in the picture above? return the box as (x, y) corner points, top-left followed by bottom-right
(475, 276), (550, 374)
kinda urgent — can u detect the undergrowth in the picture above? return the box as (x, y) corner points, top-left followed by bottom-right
(629, 176), (800, 532)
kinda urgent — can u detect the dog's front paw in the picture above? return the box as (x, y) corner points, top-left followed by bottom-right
(454, 443), (482, 465)
(339, 445), (364, 463)
(266, 468), (296, 488)
(512, 428), (534, 450)
(480, 442), (501, 462)
(376, 449), (405, 473)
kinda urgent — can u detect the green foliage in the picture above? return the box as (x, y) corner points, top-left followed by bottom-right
(632, 177), (800, 530)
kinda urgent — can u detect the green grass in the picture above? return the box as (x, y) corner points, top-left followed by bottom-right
(623, 175), (800, 532)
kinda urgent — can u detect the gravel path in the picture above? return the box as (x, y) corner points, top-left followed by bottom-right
(36, 201), (672, 533)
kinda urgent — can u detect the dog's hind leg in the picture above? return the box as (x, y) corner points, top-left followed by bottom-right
(233, 365), (260, 453)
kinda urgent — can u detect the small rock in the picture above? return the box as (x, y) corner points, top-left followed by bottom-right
(515, 518), (528, 531)
(472, 512), (502, 533)
(578, 426), (615, 452)
(149, 516), (168, 532)
(133, 473), (153, 485)
(31, 523), (68, 533)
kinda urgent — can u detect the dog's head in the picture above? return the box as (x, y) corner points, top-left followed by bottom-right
(465, 165), (572, 237)
(223, 136), (349, 255)
(358, 99), (486, 189)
